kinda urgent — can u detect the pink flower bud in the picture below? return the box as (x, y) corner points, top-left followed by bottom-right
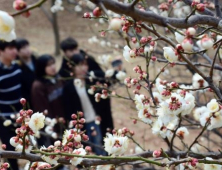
(85, 146), (92, 152)
(170, 82), (179, 88)
(82, 134), (89, 141)
(83, 12), (91, 18)
(153, 150), (161, 158)
(196, 3), (205, 12)
(186, 27), (196, 36)
(131, 37), (137, 43)
(151, 56), (157, 61)
(176, 44), (184, 51)
(140, 37), (148, 44)
(1, 144), (6, 150)
(54, 141), (61, 147)
(71, 114), (77, 119)
(79, 118), (86, 124)
(100, 31), (106, 37)
(190, 158), (198, 167)
(16, 117), (23, 123)
(78, 111), (84, 117)
(93, 7), (102, 17)
(3, 163), (9, 169)
(20, 98), (26, 106)
(13, 0), (27, 10)
(27, 109), (33, 115)
(133, 119), (137, 124)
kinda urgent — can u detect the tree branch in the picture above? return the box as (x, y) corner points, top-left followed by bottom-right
(89, 0), (221, 28)
(11, 0), (48, 17)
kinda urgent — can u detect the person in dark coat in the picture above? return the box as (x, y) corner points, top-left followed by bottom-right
(63, 53), (110, 155)
(31, 55), (65, 147)
(60, 37), (114, 138)
(16, 38), (36, 108)
(0, 40), (21, 170)
(31, 54), (64, 118)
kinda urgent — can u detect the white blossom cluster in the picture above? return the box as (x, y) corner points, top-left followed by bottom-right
(51, 0), (64, 13)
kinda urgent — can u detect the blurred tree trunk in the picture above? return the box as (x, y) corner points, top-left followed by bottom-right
(51, 0), (60, 56)
(39, 0), (60, 55)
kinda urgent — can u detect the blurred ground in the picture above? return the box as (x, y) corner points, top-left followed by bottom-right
(0, 1), (221, 169)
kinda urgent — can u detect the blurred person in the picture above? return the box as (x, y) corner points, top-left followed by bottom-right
(63, 53), (106, 155)
(60, 37), (114, 138)
(0, 40), (21, 170)
(59, 37), (104, 78)
(31, 54), (64, 118)
(16, 38), (36, 108)
(31, 55), (65, 145)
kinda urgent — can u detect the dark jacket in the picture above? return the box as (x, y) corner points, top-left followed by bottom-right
(0, 62), (22, 116)
(18, 55), (36, 108)
(63, 79), (114, 138)
(31, 77), (64, 118)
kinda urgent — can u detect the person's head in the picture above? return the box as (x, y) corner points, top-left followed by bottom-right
(0, 40), (17, 65)
(35, 54), (56, 78)
(70, 53), (88, 79)
(60, 37), (80, 58)
(15, 38), (31, 60)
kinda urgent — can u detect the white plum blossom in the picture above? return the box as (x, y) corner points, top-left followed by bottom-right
(176, 127), (189, 139)
(51, 0), (64, 13)
(104, 133), (129, 155)
(15, 144), (32, 153)
(98, 55), (112, 66)
(163, 47), (178, 63)
(116, 71), (126, 81)
(108, 18), (123, 31)
(105, 69), (115, 77)
(42, 155), (59, 165)
(204, 157), (221, 170)
(200, 35), (214, 50)
(29, 112), (45, 133)
(181, 93), (195, 115)
(134, 94), (145, 110)
(192, 73), (208, 89)
(181, 38), (193, 51)
(207, 99), (220, 113)
(74, 79), (82, 88)
(88, 36), (99, 44)
(123, 45), (136, 63)
(175, 32), (185, 43)
(10, 137), (20, 147)
(160, 93), (185, 116)
(0, 10), (16, 42)
(74, 5), (82, 12)
(200, 109), (222, 130)
(138, 105), (153, 124)
(152, 119), (173, 139)
(193, 106), (207, 121)
(70, 148), (86, 166)
(3, 119), (12, 127)
(62, 129), (72, 145)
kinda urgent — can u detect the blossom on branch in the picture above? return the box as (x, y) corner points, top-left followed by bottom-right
(104, 133), (129, 156)
(70, 148), (86, 166)
(0, 11), (16, 42)
(29, 112), (45, 133)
